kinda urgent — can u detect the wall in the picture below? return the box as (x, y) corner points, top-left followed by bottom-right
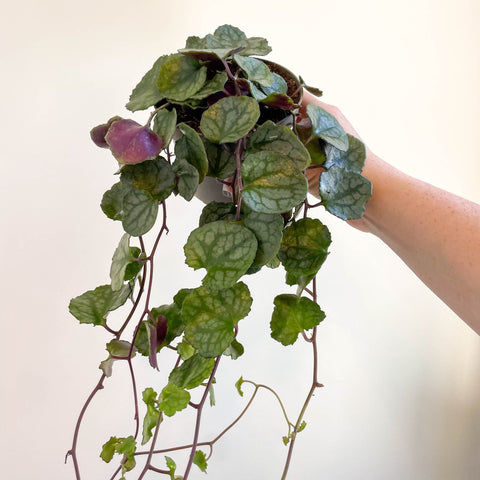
(1, 0), (479, 479)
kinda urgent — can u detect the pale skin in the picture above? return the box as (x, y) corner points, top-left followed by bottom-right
(301, 90), (480, 335)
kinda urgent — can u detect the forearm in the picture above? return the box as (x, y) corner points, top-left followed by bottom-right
(353, 153), (480, 334)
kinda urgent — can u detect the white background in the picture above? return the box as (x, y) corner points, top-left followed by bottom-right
(1, 1), (479, 479)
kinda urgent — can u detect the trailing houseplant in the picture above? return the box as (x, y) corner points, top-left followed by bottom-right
(66, 24), (372, 479)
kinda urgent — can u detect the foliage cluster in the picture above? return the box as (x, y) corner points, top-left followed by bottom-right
(67, 25), (371, 479)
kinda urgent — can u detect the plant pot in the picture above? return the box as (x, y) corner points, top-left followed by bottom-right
(195, 60), (303, 204)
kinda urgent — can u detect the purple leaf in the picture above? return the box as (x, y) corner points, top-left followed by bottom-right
(90, 116), (122, 148)
(147, 314), (168, 369)
(105, 119), (164, 164)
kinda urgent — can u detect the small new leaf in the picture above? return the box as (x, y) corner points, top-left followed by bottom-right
(270, 294), (326, 346)
(235, 376), (244, 397)
(193, 450), (208, 473)
(158, 383), (191, 417)
(141, 387), (160, 445)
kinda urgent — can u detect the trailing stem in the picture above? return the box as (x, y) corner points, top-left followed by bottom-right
(183, 355), (222, 479)
(280, 277), (322, 480)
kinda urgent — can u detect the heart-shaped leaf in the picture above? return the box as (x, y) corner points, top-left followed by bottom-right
(184, 221), (257, 290)
(270, 294), (326, 345)
(157, 55), (207, 101)
(241, 151), (307, 214)
(105, 119), (163, 165)
(247, 120), (310, 171)
(306, 104), (348, 151)
(200, 96), (260, 144)
(182, 282), (252, 357)
(319, 165), (372, 220)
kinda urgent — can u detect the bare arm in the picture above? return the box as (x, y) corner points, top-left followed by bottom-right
(302, 91), (480, 334)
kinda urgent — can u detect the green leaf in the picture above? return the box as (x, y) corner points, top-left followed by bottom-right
(205, 25), (271, 56)
(189, 71), (228, 100)
(165, 456), (177, 480)
(157, 55), (207, 102)
(193, 450), (208, 473)
(247, 121), (310, 171)
(100, 437), (118, 463)
(324, 134), (366, 173)
(100, 339), (135, 377)
(101, 182), (126, 221)
(319, 165), (372, 220)
(121, 188), (159, 236)
(100, 436), (136, 473)
(200, 96), (260, 144)
(203, 139), (237, 180)
(241, 151), (308, 214)
(184, 221), (257, 290)
(223, 339), (244, 359)
(110, 233), (131, 291)
(177, 342), (195, 360)
(169, 353), (215, 389)
(278, 218), (331, 281)
(141, 387), (160, 445)
(241, 37), (272, 56)
(175, 123), (208, 182)
(298, 420), (307, 432)
(69, 284), (131, 326)
(235, 376), (244, 397)
(116, 436), (136, 473)
(270, 294), (326, 345)
(124, 247), (144, 282)
(306, 104), (349, 151)
(243, 212), (284, 268)
(107, 339), (133, 357)
(126, 54), (173, 112)
(198, 201), (236, 227)
(158, 383), (191, 417)
(234, 55), (273, 87)
(182, 283), (252, 357)
(172, 158), (199, 201)
(205, 24), (247, 50)
(120, 157), (175, 201)
(261, 73), (288, 96)
(152, 108), (177, 147)
(185, 36), (206, 49)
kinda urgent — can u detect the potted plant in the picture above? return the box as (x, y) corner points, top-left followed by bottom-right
(66, 24), (372, 479)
